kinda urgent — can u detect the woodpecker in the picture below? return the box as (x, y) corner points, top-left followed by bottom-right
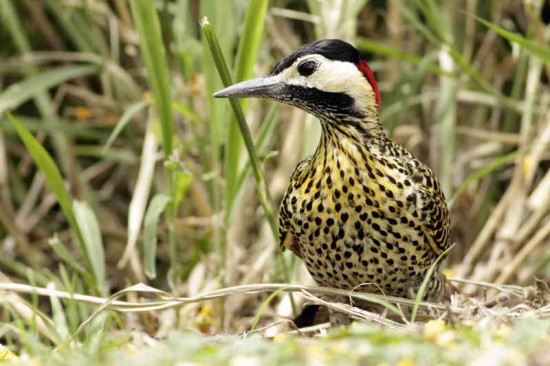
(214, 39), (452, 322)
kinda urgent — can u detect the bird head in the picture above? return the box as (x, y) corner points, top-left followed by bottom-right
(213, 39), (381, 130)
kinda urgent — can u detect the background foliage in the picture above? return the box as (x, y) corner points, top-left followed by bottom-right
(0, 0), (548, 364)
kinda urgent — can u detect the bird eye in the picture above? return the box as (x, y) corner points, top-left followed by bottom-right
(297, 61), (317, 77)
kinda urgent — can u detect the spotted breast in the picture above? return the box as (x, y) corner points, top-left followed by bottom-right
(279, 131), (451, 300)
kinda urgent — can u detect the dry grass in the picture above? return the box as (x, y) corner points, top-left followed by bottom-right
(0, 0), (549, 363)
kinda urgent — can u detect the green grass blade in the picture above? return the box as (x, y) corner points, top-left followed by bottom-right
(199, 0), (236, 282)
(0, 65), (99, 113)
(449, 150), (520, 208)
(232, 0), (268, 84)
(393, 0), (441, 45)
(0, 0), (31, 54)
(410, 244), (456, 323)
(233, 104), (279, 219)
(200, 18), (272, 227)
(129, 0), (174, 156)
(44, 0), (98, 54)
(48, 286), (70, 343)
(224, 0), (269, 216)
(172, 101), (204, 124)
(7, 114), (85, 256)
(49, 236), (87, 278)
(164, 160), (193, 274)
(0, 116), (105, 140)
(73, 201), (106, 295)
(143, 194), (172, 279)
(168, 163), (193, 211)
(129, 0), (177, 281)
(250, 287), (288, 331)
(103, 100), (149, 153)
(201, 18), (296, 315)
(356, 38), (452, 77)
(474, 16), (550, 63)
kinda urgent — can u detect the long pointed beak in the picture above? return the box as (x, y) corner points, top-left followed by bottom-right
(213, 77), (285, 99)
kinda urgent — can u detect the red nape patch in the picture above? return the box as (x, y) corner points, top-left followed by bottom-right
(357, 59), (381, 108)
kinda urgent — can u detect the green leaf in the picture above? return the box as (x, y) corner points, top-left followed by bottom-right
(7, 114), (85, 255)
(0, 116), (105, 140)
(200, 18), (265, 209)
(224, 0), (269, 220)
(172, 101), (204, 125)
(356, 38), (452, 77)
(474, 16), (550, 63)
(103, 100), (149, 153)
(48, 284), (70, 343)
(410, 244), (456, 322)
(0, 65), (98, 112)
(49, 235), (87, 277)
(250, 287), (288, 331)
(129, 0), (174, 156)
(449, 150), (519, 208)
(73, 201), (106, 294)
(143, 194), (172, 279)
(201, 17), (296, 315)
(174, 167), (193, 211)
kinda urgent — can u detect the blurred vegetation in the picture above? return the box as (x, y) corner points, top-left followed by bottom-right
(0, 0), (549, 363)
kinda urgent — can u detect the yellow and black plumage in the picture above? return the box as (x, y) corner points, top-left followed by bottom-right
(214, 39), (452, 318)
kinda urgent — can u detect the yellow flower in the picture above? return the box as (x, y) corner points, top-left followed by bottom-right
(424, 319), (446, 341)
(397, 360), (415, 366)
(0, 345), (18, 361)
(75, 107), (91, 120)
(195, 304), (215, 333)
(442, 268), (454, 278)
(495, 324), (511, 340)
(424, 320), (456, 348)
(272, 334), (289, 343)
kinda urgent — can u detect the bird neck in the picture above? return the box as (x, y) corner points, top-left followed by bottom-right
(319, 108), (384, 145)
(313, 111), (388, 170)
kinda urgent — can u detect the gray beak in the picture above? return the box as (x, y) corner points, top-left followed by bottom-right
(213, 77), (285, 99)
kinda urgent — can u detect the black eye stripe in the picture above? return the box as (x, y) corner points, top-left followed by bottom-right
(298, 61), (317, 77)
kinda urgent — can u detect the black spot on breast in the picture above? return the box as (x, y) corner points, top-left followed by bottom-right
(341, 212), (349, 222)
(412, 175), (423, 183)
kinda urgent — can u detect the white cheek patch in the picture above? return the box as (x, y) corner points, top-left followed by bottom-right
(310, 59), (375, 103)
(276, 55), (375, 104)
